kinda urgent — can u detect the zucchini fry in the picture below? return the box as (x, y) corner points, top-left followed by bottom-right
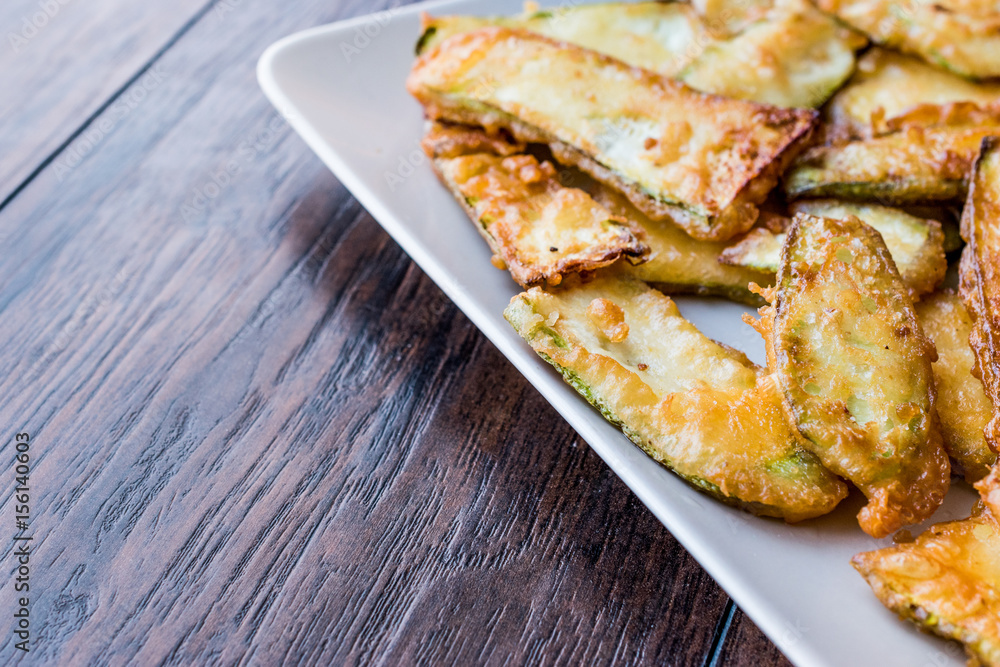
(423, 123), (647, 287)
(592, 187), (768, 305)
(917, 292), (997, 483)
(784, 125), (1000, 204)
(416, 3), (707, 77)
(678, 0), (866, 109)
(505, 275), (847, 522)
(721, 201), (947, 298)
(852, 505), (1000, 667)
(825, 48), (1000, 141)
(960, 138), (1000, 454)
(754, 213), (950, 538)
(418, 0), (863, 109)
(815, 0), (1000, 79)
(408, 27), (817, 242)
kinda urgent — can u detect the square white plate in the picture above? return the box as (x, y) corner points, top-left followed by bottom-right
(258, 4), (976, 665)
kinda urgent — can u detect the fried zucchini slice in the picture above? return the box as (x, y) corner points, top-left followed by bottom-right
(678, 0), (866, 109)
(592, 187), (768, 305)
(408, 27), (817, 242)
(756, 213), (950, 538)
(417, 0), (862, 110)
(815, 0), (1000, 79)
(784, 125), (1000, 204)
(423, 123), (647, 287)
(825, 48), (1000, 141)
(416, 3), (707, 77)
(720, 228), (785, 276)
(960, 137), (1000, 454)
(852, 505), (1000, 667)
(917, 292), (997, 483)
(721, 201), (947, 298)
(504, 275), (847, 521)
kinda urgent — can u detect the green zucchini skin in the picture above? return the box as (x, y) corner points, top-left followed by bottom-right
(505, 275), (847, 522)
(766, 213), (950, 538)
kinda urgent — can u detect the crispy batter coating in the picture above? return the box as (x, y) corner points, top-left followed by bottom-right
(960, 138), (1000, 455)
(825, 48), (1000, 142)
(917, 292), (997, 483)
(784, 125), (1000, 204)
(721, 200), (947, 299)
(423, 123), (647, 287)
(978, 468), (1000, 519)
(852, 505), (1000, 667)
(816, 0), (1000, 79)
(505, 275), (847, 522)
(417, 0), (864, 109)
(754, 213), (950, 538)
(678, 0), (866, 109)
(592, 186), (769, 306)
(416, 3), (708, 76)
(408, 27), (817, 241)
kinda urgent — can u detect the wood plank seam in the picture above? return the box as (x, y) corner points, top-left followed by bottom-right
(0, 0), (219, 218)
(704, 599), (736, 667)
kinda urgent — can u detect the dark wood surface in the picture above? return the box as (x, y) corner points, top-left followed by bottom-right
(0, 1), (792, 664)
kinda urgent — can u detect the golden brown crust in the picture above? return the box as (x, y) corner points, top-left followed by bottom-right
(977, 466), (1000, 519)
(408, 27), (817, 242)
(960, 137), (1000, 454)
(423, 123), (648, 288)
(917, 292), (997, 483)
(420, 120), (524, 158)
(852, 507), (1000, 667)
(504, 275), (848, 522)
(816, 0), (1000, 80)
(784, 125), (998, 204)
(823, 48), (1000, 143)
(757, 213), (950, 538)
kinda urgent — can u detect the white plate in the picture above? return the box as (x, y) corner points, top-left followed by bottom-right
(257, 4), (976, 665)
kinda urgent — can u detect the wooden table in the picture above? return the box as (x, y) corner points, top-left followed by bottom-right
(0, 1), (792, 664)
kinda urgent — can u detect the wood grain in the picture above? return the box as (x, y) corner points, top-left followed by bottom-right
(714, 609), (794, 667)
(0, 0), (795, 663)
(0, 0), (210, 205)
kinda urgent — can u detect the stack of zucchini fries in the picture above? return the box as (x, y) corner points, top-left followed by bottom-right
(406, 2), (1000, 661)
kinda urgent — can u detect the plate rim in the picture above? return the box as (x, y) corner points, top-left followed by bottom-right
(255, 6), (969, 666)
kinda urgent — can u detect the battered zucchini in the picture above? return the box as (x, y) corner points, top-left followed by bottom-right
(755, 213), (950, 538)
(416, 3), (707, 77)
(504, 275), (848, 521)
(423, 123), (647, 287)
(783, 125), (1000, 204)
(852, 505), (1000, 667)
(678, 0), (866, 109)
(917, 292), (996, 483)
(815, 0), (1000, 79)
(592, 187), (768, 305)
(417, 0), (863, 109)
(721, 201), (947, 298)
(825, 48), (1000, 141)
(408, 27), (817, 241)
(960, 138), (1000, 454)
